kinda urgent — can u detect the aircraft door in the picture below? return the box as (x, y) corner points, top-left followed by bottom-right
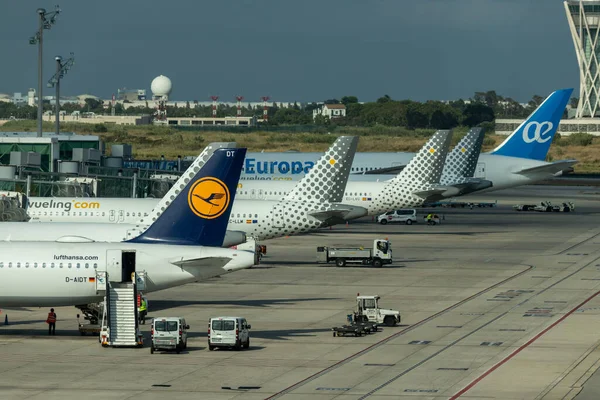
(105, 250), (136, 282)
(106, 250), (122, 282)
(475, 163), (486, 178)
(109, 210), (116, 223)
(251, 189), (256, 199)
(271, 204), (286, 228)
(258, 189), (265, 200)
(118, 210), (125, 223)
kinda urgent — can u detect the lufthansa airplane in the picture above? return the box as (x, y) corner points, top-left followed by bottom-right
(240, 88), (576, 190)
(0, 148), (256, 307)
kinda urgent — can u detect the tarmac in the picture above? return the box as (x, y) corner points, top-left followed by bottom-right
(2, 185), (600, 399)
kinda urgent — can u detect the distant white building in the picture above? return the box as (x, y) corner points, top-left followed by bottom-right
(312, 103), (346, 120)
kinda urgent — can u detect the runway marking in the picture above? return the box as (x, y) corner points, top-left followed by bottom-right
(448, 289), (600, 399)
(264, 265), (533, 400)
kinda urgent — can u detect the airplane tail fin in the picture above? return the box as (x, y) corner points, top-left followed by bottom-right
(442, 127), (485, 180)
(490, 88), (573, 161)
(394, 130), (453, 185)
(284, 136), (358, 203)
(128, 148), (246, 247)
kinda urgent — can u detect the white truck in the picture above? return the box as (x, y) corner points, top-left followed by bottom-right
(354, 295), (401, 327)
(316, 239), (392, 268)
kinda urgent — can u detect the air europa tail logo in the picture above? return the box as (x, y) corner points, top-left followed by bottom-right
(187, 177), (230, 219)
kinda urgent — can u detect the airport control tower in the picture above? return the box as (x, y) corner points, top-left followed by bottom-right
(565, 0), (600, 117)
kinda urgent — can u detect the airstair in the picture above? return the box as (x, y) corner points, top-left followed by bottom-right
(98, 269), (146, 348)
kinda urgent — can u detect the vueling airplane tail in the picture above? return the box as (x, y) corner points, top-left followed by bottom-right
(442, 127), (485, 180)
(284, 136), (358, 203)
(371, 131), (453, 209)
(436, 127), (493, 196)
(394, 130), (453, 186)
(490, 88), (573, 161)
(128, 148), (246, 246)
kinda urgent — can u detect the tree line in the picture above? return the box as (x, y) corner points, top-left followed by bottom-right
(0, 90), (570, 131)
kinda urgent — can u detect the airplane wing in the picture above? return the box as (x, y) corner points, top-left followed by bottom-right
(171, 257), (232, 269)
(513, 160), (578, 176)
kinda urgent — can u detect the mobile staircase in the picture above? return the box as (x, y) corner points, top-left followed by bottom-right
(99, 270), (146, 348)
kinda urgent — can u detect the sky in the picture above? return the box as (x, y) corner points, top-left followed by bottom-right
(0, 0), (579, 103)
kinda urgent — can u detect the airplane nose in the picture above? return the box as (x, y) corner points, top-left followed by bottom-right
(222, 250), (255, 272)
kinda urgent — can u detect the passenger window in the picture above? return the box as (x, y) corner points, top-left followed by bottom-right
(85, 263), (89, 269)
(0, 262), (3, 268)
(42, 263), (46, 268)
(34, 262), (38, 268)
(93, 263), (98, 269)
(25, 262), (29, 268)
(17, 262), (21, 268)
(76, 263), (81, 269)
(51, 263), (55, 268)
(59, 263), (63, 268)
(68, 263), (72, 269)
(8, 262), (12, 268)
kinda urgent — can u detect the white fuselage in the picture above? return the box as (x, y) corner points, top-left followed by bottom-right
(0, 242), (253, 307)
(18, 198), (363, 242)
(240, 152), (555, 192)
(235, 155), (552, 203)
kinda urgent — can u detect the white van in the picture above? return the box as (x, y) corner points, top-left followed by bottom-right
(150, 317), (189, 354)
(208, 317), (251, 351)
(377, 209), (417, 225)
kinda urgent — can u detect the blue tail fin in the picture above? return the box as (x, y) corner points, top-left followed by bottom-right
(128, 148), (246, 246)
(490, 88), (573, 161)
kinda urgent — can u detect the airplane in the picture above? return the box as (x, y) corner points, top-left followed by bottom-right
(238, 88), (576, 191)
(0, 147), (256, 307)
(2, 137), (368, 243)
(13, 130), (463, 226)
(235, 128), (490, 214)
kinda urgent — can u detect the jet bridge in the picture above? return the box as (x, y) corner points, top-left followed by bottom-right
(97, 250), (146, 348)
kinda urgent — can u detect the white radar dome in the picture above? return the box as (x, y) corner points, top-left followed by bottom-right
(151, 75), (172, 97)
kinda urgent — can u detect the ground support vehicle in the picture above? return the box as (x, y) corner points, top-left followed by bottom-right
(354, 295), (401, 327)
(150, 317), (189, 354)
(377, 209), (417, 225)
(208, 317), (251, 351)
(332, 324), (364, 337)
(317, 239), (392, 268)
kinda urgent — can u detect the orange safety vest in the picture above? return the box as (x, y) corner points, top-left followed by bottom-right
(46, 313), (56, 324)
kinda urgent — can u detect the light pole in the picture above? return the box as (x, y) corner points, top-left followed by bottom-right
(47, 53), (75, 136)
(29, 5), (61, 138)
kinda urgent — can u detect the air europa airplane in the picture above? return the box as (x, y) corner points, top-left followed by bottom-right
(240, 88), (576, 187)
(6, 137), (367, 243)
(0, 147), (256, 308)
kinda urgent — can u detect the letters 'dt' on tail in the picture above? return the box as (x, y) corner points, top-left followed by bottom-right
(128, 148), (246, 247)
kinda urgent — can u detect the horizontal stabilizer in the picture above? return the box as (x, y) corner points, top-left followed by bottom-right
(354, 165), (405, 175)
(171, 256), (232, 270)
(412, 187), (450, 199)
(514, 160), (578, 176)
(308, 205), (367, 222)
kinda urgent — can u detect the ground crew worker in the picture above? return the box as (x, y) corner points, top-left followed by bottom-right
(46, 308), (57, 335)
(138, 297), (148, 324)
